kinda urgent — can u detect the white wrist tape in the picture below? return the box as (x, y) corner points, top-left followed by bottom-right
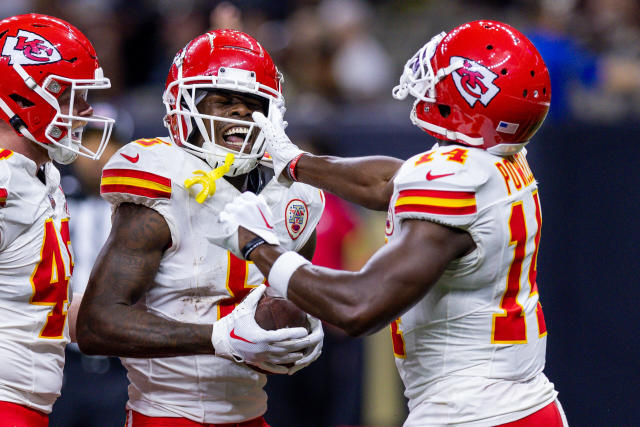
(268, 251), (310, 298)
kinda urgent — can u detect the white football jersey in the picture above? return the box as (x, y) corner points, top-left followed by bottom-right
(386, 144), (558, 426)
(100, 137), (324, 423)
(0, 150), (73, 413)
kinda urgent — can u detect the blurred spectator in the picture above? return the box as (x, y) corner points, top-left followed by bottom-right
(210, 1), (243, 30)
(527, 0), (640, 122)
(319, 0), (393, 103)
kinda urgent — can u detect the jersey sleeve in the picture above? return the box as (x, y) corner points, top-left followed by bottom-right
(285, 183), (325, 251)
(100, 139), (175, 227)
(393, 147), (489, 229)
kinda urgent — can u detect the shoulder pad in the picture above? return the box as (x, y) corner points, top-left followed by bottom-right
(100, 139), (176, 204)
(394, 146), (490, 227)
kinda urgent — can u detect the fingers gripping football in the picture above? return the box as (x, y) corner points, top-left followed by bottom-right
(211, 285), (313, 375)
(252, 110), (304, 186)
(288, 315), (324, 375)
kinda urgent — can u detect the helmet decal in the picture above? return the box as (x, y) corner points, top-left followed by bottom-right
(451, 57), (499, 107)
(2, 29), (61, 65)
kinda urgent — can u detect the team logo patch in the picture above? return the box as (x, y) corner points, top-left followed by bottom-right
(285, 199), (308, 240)
(1, 30), (61, 65)
(451, 56), (499, 107)
(385, 205), (394, 236)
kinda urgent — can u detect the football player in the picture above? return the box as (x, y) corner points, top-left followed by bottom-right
(0, 13), (114, 426)
(76, 30), (324, 426)
(217, 20), (569, 426)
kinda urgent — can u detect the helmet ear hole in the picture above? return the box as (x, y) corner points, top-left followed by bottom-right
(9, 94), (35, 107)
(437, 104), (451, 118)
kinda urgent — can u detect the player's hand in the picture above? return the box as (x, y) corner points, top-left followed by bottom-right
(252, 109), (304, 186)
(209, 192), (279, 259)
(212, 285), (313, 375)
(287, 315), (324, 375)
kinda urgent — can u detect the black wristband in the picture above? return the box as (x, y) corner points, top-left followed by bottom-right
(241, 236), (267, 260)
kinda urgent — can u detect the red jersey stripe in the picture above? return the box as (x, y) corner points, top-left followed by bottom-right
(102, 168), (171, 187)
(397, 189), (475, 200)
(395, 203), (477, 216)
(100, 184), (171, 199)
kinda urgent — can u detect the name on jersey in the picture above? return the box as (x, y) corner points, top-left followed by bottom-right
(494, 152), (535, 195)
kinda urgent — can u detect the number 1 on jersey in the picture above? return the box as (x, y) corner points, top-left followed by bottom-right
(492, 191), (546, 343)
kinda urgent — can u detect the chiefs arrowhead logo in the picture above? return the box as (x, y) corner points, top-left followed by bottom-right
(385, 205), (394, 236)
(2, 30), (61, 65)
(285, 199), (308, 240)
(451, 56), (499, 108)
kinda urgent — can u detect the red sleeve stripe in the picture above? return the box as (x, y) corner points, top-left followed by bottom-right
(100, 184), (171, 199)
(395, 203), (477, 216)
(100, 169), (171, 199)
(397, 189), (475, 199)
(101, 168), (171, 187)
(0, 188), (6, 207)
(395, 188), (476, 216)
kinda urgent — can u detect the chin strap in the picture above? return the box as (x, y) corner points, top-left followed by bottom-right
(185, 152), (234, 203)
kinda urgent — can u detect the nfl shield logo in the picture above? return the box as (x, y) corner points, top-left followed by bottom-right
(285, 199), (308, 240)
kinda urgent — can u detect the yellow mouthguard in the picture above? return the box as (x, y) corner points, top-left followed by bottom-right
(184, 153), (235, 203)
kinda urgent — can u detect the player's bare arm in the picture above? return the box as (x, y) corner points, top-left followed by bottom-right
(294, 154), (402, 211)
(298, 229), (317, 261)
(77, 203), (214, 357)
(241, 219), (474, 336)
(253, 110), (402, 211)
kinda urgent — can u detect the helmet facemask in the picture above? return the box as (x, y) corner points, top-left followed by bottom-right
(4, 64), (114, 164)
(392, 32), (485, 147)
(42, 70), (114, 164)
(164, 66), (283, 176)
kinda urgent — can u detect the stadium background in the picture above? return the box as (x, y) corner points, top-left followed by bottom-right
(2, 0), (639, 426)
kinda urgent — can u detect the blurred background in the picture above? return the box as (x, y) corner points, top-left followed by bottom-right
(2, 0), (638, 426)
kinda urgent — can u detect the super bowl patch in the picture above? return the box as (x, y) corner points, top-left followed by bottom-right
(285, 199), (308, 240)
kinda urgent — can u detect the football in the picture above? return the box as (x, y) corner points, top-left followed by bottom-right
(249, 293), (310, 374)
(255, 294), (310, 331)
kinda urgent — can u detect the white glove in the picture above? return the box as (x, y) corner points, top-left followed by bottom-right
(210, 192), (279, 259)
(212, 285), (313, 375)
(252, 109), (305, 186)
(288, 315), (324, 375)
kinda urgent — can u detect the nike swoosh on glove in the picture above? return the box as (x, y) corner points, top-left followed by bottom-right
(212, 284), (313, 375)
(209, 192), (279, 259)
(252, 109), (304, 187)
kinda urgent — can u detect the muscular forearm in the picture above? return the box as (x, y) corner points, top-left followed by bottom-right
(295, 154), (402, 211)
(243, 219), (470, 337)
(77, 203), (215, 358)
(249, 244), (399, 336)
(78, 303), (213, 358)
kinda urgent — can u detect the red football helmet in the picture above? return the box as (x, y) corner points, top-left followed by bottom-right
(0, 14), (113, 164)
(163, 29), (283, 176)
(392, 20), (551, 155)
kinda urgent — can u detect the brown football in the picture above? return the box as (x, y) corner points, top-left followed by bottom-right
(249, 293), (310, 374)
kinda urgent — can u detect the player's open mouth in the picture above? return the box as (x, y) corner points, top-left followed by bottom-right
(222, 126), (250, 146)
